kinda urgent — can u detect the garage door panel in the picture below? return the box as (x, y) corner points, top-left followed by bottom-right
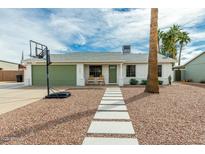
(32, 65), (76, 86)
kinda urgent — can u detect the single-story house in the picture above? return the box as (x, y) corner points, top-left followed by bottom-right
(0, 60), (19, 70)
(23, 48), (175, 86)
(174, 51), (205, 83)
(0, 60), (24, 82)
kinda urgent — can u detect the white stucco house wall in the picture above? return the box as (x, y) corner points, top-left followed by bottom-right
(23, 50), (175, 87)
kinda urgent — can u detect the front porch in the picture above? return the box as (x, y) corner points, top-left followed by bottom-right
(76, 63), (124, 86)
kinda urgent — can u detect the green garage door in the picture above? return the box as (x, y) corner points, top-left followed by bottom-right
(32, 65), (76, 86)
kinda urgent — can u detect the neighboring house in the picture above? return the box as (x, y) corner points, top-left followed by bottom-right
(23, 48), (175, 86)
(0, 60), (19, 70)
(0, 60), (24, 82)
(174, 51), (205, 83)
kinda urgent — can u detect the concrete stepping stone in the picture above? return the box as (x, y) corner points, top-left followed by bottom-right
(98, 104), (127, 111)
(106, 89), (121, 91)
(104, 91), (121, 94)
(102, 96), (123, 100)
(100, 100), (125, 105)
(104, 93), (122, 97)
(106, 87), (120, 90)
(87, 121), (135, 134)
(83, 137), (138, 145)
(94, 111), (130, 120)
(82, 87), (138, 145)
(105, 91), (121, 93)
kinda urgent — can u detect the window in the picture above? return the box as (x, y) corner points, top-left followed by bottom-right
(126, 65), (136, 77)
(158, 65), (162, 77)
(89, 65), (102, 77)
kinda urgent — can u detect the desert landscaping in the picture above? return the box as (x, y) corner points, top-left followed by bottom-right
(122, 83), (205, 144)
(0, 87), (105, 144)
(0, 83), (205, 144)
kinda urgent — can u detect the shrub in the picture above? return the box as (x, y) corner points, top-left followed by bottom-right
(129, 79), (138, 85)
(140, 80), (147, 85)
(200, 80), (205, 84)
(139, 80), (163, 85)
(158, 80), (163, 85)
(186, 79), (192, 82)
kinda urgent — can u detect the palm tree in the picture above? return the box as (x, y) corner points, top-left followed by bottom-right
(161, 24), (182, 59)
(177, 31), (191, 65)
(158, 29), (164, 53)
(145, 8), (159, 93)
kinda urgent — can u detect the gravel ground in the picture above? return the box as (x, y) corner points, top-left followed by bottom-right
(181, 82), (205, 89)
(122, 83), (205, 145)
(0, 87), (105, 145)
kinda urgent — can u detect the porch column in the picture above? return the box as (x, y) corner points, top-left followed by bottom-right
(24, 64), (32, 86)
(77, 64), (85, 86)
(119, 63), (124, 86)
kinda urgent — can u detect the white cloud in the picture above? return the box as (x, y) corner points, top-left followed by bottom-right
(0, 9), (67, 63)
(1, 8), (205, 64)
(159, 9), (205, 29)
(91, 9), (150, 48)
(179, 45), (204, 64)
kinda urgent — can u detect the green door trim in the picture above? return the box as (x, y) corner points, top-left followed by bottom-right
(109, 65), (117, 83)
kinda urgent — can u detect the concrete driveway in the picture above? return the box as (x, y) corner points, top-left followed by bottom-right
(0, 82), (25, 89)
(0, 82), (46, 115)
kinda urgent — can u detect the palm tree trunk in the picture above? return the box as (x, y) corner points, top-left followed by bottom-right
(145, 8), (159, 93)
(178, 44), (183, 66)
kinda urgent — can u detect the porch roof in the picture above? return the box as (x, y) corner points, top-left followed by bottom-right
(24, 52), (176, 63)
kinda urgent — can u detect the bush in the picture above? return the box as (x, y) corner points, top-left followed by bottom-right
(200, 80), (205, 84)
(158, 80), (163, 85)
(129, 79), (138, 85)
(139, 80), (163, 85)
(140, 80), (147, 85)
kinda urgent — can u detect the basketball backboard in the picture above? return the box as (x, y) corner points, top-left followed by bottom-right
(29, 40), (47, 59)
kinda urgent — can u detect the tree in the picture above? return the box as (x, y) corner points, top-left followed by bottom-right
(145, 8), (159, 93)
(177, 31), (191, 66)
(161, 24), (182, 59)
(159, 25), (191, 62)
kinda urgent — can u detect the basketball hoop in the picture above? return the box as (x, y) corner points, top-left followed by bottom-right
(29, 40), (70, 99)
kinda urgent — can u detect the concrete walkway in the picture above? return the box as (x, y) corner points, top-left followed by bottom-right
(83, 87), (138, 145)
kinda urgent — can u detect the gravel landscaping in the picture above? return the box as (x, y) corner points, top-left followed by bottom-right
(0, 87), (105, 144)
(122, 83), (205, 144)
(181, 82), (205, 89)
(1, 83), (205, 145)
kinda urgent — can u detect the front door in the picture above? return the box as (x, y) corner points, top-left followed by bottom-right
(175, 69), (181, 81)
(109, 65), (117, 83)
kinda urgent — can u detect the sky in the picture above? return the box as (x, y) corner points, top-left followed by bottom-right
(0, 8), (205, 64)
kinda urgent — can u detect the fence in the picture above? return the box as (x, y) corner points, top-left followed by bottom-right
(0, 70), (24, 81)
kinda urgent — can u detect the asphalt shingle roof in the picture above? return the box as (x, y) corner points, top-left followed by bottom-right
(25, 52), (176, 63)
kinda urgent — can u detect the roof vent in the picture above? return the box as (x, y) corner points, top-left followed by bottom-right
(122, 45), (131, 54)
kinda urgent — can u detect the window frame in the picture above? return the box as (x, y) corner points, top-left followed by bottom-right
(126, 65), (136, 77)
(158, 65), (162, 77)
(89, 65), (102, 77)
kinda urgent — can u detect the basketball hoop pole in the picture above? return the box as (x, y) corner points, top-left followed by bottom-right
(45, 47), (50, 97)
(29, 40), (71, 99)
